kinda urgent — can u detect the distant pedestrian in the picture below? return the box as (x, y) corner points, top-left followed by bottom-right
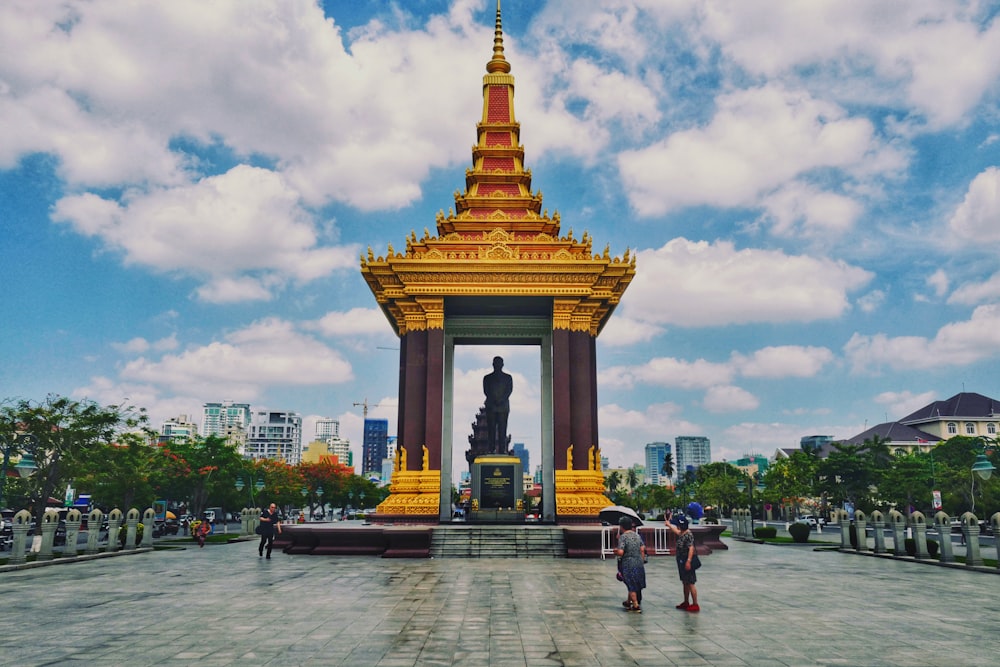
(258, 503), (282, 559)
(665, 511), (699, 612)
(613, 516), (646, 613)
(194, 517), (210, 548)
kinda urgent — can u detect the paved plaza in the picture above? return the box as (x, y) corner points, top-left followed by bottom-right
(2, 535), (998, 666)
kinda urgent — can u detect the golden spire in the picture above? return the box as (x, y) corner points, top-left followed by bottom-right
(486, 0), (510, 74)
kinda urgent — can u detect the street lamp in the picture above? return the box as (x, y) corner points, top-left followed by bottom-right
(235, 472), (265, 507)
(970, 445), (996, 514)
(0, 434), (39, 508)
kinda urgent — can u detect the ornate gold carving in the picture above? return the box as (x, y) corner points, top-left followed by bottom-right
(566, 444), (573, 470)
(375, 468), (441, 516)
(422, 445), (430, 471)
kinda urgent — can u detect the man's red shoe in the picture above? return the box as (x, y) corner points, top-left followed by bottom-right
(686, 604), (700, 613)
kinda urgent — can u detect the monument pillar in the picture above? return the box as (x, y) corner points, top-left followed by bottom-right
(362, 3), (634, 523)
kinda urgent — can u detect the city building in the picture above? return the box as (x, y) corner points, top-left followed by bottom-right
(201, 401), (251, 452)
(675, 436), (711, 480)
(361, 418), (389, 477)
(512, 442), (529, 473)
(733, 453), (769, 477)
(379, 436), (398, 488)
(246, 410), (303, 464)
(834, 392), (998, 457)
(644, 442), (672, 486)
(302, 418), (353, 468)
(159, 415), (198, 443)
(800, 435), (833, 453)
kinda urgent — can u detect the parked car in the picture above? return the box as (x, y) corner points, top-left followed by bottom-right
(801, 515), (827, 528)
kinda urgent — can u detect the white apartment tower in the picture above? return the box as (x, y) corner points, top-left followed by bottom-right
(675, 436), (711, 481)
(247, 410), (303, 465)
(202, 401), (251, 452)
(315, 418), (352, 466)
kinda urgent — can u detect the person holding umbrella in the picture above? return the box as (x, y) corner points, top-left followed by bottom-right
(613, 516), (646, 613)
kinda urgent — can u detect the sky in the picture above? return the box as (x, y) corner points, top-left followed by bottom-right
(3, 0), (1000, 481)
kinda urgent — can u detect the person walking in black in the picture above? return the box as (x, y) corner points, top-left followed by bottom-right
(258, 503), (282, 559)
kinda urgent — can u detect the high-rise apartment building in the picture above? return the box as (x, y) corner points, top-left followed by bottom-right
(675, 436), (711, 480)
(644, 442), (672, 485)
(511, 442), (529, 473)
(301, 417), (353, 469)
(159, 415), (198, 443)
(361, 418), (389, 476)
(246, 410), (302, 464)
(202, 401), (251, 452)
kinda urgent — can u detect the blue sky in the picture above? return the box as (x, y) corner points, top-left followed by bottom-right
(3, 0), (1000, 477)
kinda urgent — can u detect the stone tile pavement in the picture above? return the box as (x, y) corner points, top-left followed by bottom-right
(1, 536), (998, 666)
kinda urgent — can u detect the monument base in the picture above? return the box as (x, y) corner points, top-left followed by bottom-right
(471, 455), (523, 524)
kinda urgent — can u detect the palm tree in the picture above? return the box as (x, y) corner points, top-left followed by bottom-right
(605, 470), (622, 495)
(661, 453), (674, 481)
(626, 467), (639, 492)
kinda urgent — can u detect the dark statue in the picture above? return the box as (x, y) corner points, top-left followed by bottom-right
(482, 356), (513, 455)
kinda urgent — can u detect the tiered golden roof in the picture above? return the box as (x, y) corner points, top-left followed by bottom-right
(361, 1), (635, 335)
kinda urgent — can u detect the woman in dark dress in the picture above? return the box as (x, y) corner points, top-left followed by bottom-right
(613, 516), (646, 613)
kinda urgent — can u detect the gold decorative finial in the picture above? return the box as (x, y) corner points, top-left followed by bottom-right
(486, 0), (510, 74)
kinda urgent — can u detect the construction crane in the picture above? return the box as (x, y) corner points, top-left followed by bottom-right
(353, 398), (382, 419)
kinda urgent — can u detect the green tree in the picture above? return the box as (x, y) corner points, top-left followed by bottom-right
(74, 436), (159, 510)
(159, 435), (246, 517)
(0, 395), (150, 526)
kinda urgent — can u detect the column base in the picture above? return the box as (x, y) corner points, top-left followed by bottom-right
(555, 468), (611, 520)
(375, 469), (440, 516)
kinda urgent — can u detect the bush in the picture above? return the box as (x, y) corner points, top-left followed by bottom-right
(788, 522), (810, 543)
(754, 526), (777, 539)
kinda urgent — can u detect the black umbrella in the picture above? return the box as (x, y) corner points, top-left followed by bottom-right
(599, 505), (643, 527)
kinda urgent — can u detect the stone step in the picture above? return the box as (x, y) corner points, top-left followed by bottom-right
(429, 526), (566, 558)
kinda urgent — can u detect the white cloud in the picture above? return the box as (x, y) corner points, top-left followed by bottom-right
(618, 85), (882, 217)
(703, 385), (759, 413)
(699, 1), (1000, 127)
(111, 334), (179, 354)
(600, 356), (733, 391)
(118, 318), (354, 397)
(857, 290), (886, 314)
(948, 273), (1000, 306)
(948, 167), (1000, 244)
(51, 166), (359, 302)
(732, 346), (834, 379)
(927, 270), (950, 298)
(845, 304), (1000, 372)
(309, 308), (397, 337)
(624, 238), (873, 327)
(873, 390), (938, 421)
(597, 315), (664, 347)
(760, 182), (863, 238)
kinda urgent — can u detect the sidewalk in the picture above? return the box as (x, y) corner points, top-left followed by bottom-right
(2, 538), (997, 666)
